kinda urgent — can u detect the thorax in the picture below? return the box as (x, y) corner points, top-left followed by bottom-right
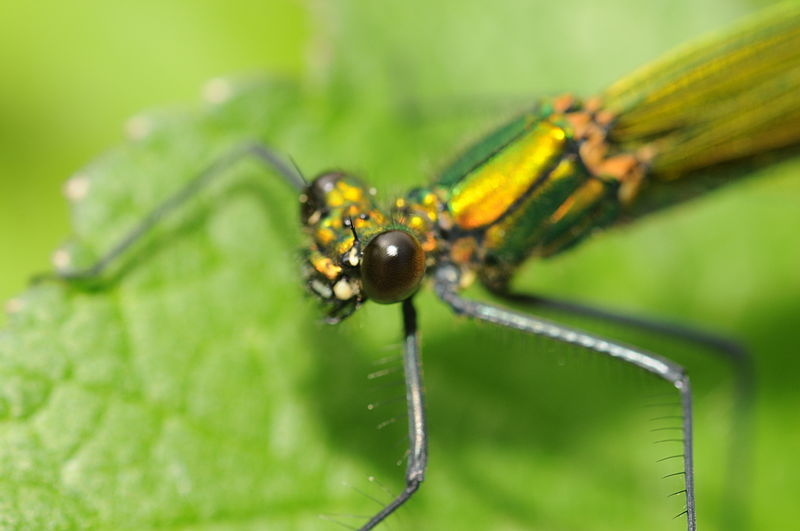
(395, 97), (643, 290)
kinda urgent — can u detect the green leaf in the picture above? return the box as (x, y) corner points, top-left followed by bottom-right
(3, 1), (800, 530)
(1, 80), (321, 529)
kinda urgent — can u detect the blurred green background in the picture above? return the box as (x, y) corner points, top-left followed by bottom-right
(0, 1), (308, 306)
(1, 0), (798, 529)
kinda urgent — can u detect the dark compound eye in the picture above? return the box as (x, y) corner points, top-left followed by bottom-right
(361, 230), (426, 304)
(300, 172), (344, 222)
(309, 172), (341, 195)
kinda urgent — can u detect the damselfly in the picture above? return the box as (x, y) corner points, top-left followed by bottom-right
(35, 3), (800, 530)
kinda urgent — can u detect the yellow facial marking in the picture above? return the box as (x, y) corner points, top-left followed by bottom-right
(327, 191), (344, 207)
(316, 227), (336, 246)
(340, 181), (364, 202)
(311, 253), (342, 280)
(408, 215), (427, 232)
(336, 235), (356, 255)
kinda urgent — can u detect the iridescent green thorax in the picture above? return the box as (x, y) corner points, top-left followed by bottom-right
(423, 95), (646, 289)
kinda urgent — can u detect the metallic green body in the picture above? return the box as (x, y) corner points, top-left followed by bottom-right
(412, 4), (800, 289)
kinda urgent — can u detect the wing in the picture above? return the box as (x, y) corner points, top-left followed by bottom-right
(601, 3), (800, 215)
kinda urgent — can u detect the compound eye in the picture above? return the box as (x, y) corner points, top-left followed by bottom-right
(300, 172), (343, 223)
(361, 230), (425, 304)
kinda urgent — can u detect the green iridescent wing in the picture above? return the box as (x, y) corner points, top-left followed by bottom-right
(602, 3), (800, 215)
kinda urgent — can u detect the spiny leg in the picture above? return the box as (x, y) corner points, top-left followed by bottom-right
(35, 142), (304, 283)
(491, 289), (752, 378)
(492, 288), (753, 528)
(436, 265), (697, 531)
(359, 299), (427, 531)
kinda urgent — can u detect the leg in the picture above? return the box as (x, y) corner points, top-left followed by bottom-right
(493, 288), (753, 529)
(359, 299), (427, 530)
(35, 142), (304, 283)
(436, 265), (696, 531)
(491, 289), (752, 375)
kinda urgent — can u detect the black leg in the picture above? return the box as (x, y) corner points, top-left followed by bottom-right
(34, 142), (304, 283)
(491, 289), (752, 375)
(435, 265), (697, 531)
(493, 288), (753, 529)
(359, 299), (427, 530)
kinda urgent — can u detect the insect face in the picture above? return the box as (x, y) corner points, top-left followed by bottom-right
(299, 172), (426, 321)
